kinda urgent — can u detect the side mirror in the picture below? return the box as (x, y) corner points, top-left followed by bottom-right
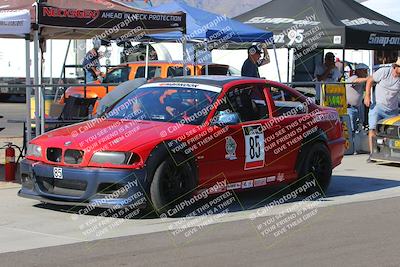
(211, 111), (240, 126)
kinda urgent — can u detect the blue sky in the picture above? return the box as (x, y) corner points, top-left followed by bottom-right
(362, 0), (400, 22)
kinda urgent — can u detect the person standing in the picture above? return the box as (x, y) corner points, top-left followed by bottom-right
(314, 52), (341, 104)
(364, 58), (400, 162)
(241, 44), (270, 78)
(82, 39), (104, 83)
(346, 63), (369, 132)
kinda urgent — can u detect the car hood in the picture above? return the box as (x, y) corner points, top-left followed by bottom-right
(32, 119), (195, 153)
(378, 115), (400, 126)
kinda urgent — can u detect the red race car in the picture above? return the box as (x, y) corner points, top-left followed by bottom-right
(19, 76), (345, 212)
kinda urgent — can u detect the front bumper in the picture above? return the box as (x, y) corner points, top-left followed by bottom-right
(371, 136), (400, 164)
(18, 159), (148, 209)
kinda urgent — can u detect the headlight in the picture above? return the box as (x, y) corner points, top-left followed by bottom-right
(26, 144), (42, 157)
(90, 151), (134, 165)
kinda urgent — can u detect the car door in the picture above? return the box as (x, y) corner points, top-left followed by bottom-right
(263, 83), (311, 178)
(196, 83), (279, 191)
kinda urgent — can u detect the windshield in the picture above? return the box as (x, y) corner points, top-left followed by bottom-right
(107, 85), (220, 125)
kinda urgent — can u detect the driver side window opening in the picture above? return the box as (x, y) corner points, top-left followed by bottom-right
(217, 84), (269, 123)
(268, 86), (308, 117)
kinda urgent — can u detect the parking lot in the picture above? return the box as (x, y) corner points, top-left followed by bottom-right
(1, 107), (400, 266)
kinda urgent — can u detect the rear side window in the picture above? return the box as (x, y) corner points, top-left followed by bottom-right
(135, 66), (162, 79)
(269, 86), (308, 116)
(103, 67), (130, 83)
(167, 66), (192, 77)
(201, 65), (229, 75)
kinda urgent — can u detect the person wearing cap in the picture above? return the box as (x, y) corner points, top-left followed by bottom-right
(314, 52), (341, 104)
(82, 38), (104, 83)
(346, 63), (369, 132)
(241, 44), (270, 78)
(364, 57), (400, 162)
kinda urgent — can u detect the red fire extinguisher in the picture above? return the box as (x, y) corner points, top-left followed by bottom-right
(4, 142), (16, 182)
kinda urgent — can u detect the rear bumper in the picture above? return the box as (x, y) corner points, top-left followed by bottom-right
(371, 136), (400, 164)
(18, 159), (148, 210)
(328, 137), (346, 168)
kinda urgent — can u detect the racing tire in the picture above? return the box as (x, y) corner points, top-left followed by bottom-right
(296, 142), (332, 195)
(150, 155), (196, 215)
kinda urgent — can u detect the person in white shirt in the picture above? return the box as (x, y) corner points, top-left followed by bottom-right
(314, 52), (341, 104)
(346, 63), (369, 132)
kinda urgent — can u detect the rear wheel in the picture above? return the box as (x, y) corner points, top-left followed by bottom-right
(150, 156), (195, 214)
(296, 142), (332, 194)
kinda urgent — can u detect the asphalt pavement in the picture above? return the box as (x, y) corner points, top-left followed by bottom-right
(2, 197), (400, 267)
(0, 154), (399, 266)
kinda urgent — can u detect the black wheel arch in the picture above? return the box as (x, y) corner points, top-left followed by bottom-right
(295, 128), (330, 173)
(144, 140), (199, 189)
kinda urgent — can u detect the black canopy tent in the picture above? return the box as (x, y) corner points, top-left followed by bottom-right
(235, 0), (400, 50)
(1, 0), (187, 138)
(37, 1), (186, 40)
(33, 0), (186, 135)
(235, 0), (400, 83)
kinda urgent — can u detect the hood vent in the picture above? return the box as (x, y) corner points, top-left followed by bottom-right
(46, 148), (62, 163)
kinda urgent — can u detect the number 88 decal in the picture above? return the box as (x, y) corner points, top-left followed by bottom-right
(243, 125), (265, 170)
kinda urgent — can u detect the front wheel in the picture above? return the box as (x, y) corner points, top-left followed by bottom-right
(150, 156), (195, 214)
(297, 142), (332, 194)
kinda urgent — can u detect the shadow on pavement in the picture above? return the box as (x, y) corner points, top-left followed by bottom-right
(31, 174), (400, 219)
(327, 175), (400, 197)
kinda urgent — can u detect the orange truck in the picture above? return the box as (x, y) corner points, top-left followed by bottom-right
(60, 61), (240, 101)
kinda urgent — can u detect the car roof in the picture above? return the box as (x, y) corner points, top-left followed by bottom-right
(149, 75), (264, 87)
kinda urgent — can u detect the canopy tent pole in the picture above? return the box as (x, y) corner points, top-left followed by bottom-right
(144, 42), (149, 79)
(342, 48), (346, 77)
(25, 34), (31, 144)
(40, 41), (45, 135)
(286, 48), (290, 83)
(182, 36), (187, 76)
(33, 27), (40, 136)
(49, 40), (53, 84)
(369, 50), (374, 74)
(204, 39), (209, 75)
(193, 42), (197, 73)
(272, 43), (281, 82)
(54, 40), (71, 102)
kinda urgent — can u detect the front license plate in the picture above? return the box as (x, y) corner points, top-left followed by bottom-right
(53, 167), (63, 179)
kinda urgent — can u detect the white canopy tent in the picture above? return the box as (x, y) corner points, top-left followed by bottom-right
(0, 9), (30, 36)
(0, 8), (32, 142)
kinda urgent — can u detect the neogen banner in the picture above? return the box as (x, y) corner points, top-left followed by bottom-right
(38, 3), (186, 32)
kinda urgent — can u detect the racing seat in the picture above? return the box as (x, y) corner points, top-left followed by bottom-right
(234, 93), (260, 122)
(59, 96), (98, 120)
(30, 96), (98, 138)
